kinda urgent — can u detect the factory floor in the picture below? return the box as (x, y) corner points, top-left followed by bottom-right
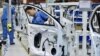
(1, 38), (29, 56)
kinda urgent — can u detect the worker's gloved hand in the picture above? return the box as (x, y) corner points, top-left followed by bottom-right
(7, 23), (12, 32)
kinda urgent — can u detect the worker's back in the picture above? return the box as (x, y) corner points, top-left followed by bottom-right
(1, 3), (15, 20)
(32, 11), (48, 24)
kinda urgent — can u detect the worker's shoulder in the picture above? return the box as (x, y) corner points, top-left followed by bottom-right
(37, 11), (43, 14)
(36, 11), (45, 16)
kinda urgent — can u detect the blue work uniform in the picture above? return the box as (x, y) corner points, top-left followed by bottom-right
(32, 11), (48, 24)
(1, 3), (15, 44)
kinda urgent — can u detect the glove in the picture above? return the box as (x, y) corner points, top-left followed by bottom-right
(7, 23), (12, 32)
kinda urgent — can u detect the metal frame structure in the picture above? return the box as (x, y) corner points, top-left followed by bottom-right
(5, 0), (100, 56)
(47, 1), (91, 56)
(14, 2), (92, 56)
(89, 5), (100, 56)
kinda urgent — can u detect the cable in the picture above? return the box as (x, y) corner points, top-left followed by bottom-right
(42, 38), (55, 49)
(42, 38), (55, 56)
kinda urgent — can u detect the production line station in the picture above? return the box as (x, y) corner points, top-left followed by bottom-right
(0, 0), (100, 56)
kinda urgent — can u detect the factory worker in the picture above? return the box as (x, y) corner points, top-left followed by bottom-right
(1, 0), (16, 45)
(25, 6), (49, 24)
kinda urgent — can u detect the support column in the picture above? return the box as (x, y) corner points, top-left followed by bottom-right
(82, 11), (88, 56)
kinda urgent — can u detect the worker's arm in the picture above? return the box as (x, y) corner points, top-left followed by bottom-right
(39, 11), (48, 21)
(32, 16), (44, 24)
